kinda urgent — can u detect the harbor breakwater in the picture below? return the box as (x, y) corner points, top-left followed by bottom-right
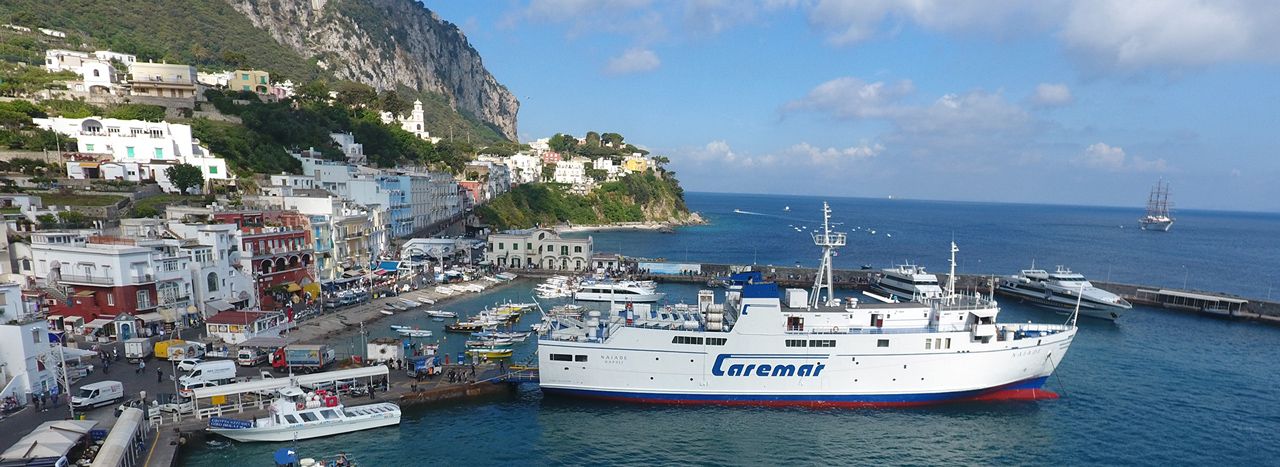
(598, 262), (1280, 323)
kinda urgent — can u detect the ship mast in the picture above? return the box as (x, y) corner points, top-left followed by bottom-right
(945, 241), (959, 305)
(809, 202), (846, 308)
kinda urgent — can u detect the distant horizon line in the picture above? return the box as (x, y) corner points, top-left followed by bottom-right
(682, 190), (1280, 216)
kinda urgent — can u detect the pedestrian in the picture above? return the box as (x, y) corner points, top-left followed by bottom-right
(103, 361), (109, 374)
(156, 368), (163, 383)
(113, 348), (119, 361)
(39, 392), (48, 411)
(137, 361), (145, 375)
(33, 393), (41, 411)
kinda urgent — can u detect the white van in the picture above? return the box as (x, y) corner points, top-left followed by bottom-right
(71, 380), (124, 409)
(179, 360), (237, 386)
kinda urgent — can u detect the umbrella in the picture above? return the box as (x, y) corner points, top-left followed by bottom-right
(273, 447), (298, 465)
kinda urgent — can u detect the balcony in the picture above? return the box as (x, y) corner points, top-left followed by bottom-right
(57, 272), (155, 286)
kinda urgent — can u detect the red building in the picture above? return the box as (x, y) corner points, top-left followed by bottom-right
(220, 212), (316, 310)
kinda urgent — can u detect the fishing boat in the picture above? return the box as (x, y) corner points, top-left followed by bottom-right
(472, 331), (531, 342)
(424, 310), (458, 318)
(389, 325), (410, 331)
(465, 338), (513, 348)
(387, 303), (408, 311)
(445, 322), (487, 333)
(400, 299), (422, 308)
(467, 346), (513, 359)
(207, 387), (400, 442)
(496, 272), (519, 281)
(396, 328), (432, 338)
(379, 310), (393, 316)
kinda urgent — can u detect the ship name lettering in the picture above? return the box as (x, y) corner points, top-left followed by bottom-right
(711, 354), (825, 377)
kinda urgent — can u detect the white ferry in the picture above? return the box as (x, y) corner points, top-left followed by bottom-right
(996, 266), (1132, 321)
(208, 387), (400, 442)
(537, 203), (1078, 407)
(574, 280), (665, 303)
(870, 264), (944, 302)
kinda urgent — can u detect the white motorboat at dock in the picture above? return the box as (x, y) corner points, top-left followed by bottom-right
(208, 387), (400, 442)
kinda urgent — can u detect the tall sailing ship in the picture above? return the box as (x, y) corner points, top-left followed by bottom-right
(1140, 179), (1175, 231)
(536, 203), (1079, 407)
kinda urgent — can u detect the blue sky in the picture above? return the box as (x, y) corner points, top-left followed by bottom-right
(429, 1), (1280, 212)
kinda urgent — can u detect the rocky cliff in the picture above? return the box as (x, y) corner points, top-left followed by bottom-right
(224, 0), (519, 140)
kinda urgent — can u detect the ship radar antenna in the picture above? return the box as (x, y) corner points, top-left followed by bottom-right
(809, 202), (846, 309)
(945, 241), (959, 304)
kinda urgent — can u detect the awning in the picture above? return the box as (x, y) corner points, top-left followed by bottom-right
(135, 312), (165, 323)
(74, 290), (95, 297)
(0, 419), (98, 461)
(285, 283), (302, 292)
(78, 162), (100, 169)
(91, 408), (143, 467)
(206, 299), (234, 312)
(85, 318), (113, 328)
(47, 314), (63, 321)
(303, 283), (322, 298)
(377, 261), (401, 272)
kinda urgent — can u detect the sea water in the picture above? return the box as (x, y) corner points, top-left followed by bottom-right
(181, 193), (1280, 465)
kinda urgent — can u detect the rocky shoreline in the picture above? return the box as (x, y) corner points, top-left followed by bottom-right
(554, 212), (706, 233)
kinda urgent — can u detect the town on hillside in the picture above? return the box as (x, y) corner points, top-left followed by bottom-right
(0, 22), (684, 464)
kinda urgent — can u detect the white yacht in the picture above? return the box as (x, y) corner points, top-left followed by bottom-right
(870, 264), (944, 302)
(207, 387), (400, 442)
(996, 266), (1132, 320)
(574, 280), (665, 303)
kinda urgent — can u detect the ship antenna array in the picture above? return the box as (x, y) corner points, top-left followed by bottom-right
(809, 202), (846, 308)
(945, 241), (959, 305)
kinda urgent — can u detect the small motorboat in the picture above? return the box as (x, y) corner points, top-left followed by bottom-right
(424, 310), (458, 318)
(389, 325), (409, 331)
(396, 329), (432, 338)
(379, 310), (394, 316)
(445, 322), (486, 333)
(466, 347), (513, 359)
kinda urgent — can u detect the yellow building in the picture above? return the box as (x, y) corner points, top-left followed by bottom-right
(230, 69), (271, 94)
(622, 155), (650, 173)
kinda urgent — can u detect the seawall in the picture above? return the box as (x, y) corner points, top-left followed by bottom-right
(633, 262), (1280, 324)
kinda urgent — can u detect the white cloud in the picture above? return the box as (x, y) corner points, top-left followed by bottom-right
(782, 77), (914, 119)
(603, 48), (662, 75)
(1060, 0), (1280, 71)
(787, 142), (882, 165)
(805, 0), (1062, 46)
(1074, 142), (1169, 172)
(1030, 83), (1073, 107)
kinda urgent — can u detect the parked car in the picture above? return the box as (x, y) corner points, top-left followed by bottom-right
(176, 358), (203, 372)
(154, 394), (194, 414)
(178, 380), (219, 396)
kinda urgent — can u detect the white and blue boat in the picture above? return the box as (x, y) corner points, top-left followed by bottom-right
(537, 203), (1078, 407)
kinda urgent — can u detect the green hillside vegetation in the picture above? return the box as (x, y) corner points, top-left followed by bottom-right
(2, 0), (324, 81)
(477, 171), (690, 230)
(0, 1), (511, 144)
(197, 88), (475, 177)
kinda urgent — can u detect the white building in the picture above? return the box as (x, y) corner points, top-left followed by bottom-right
(196, 70), (233, 88)
(0, 301), (60, 406)
(506, 153), (543, 185)
(379, 100), (441, 143)
(38, 28), (66, 38)
(593, 157), (621, 181)
(553, 157), (588, 186)
(33, 116), (230, 192)
(44, 49), (131, 94)
(485, 229), (593, 271)
(331, 132), (365, 165)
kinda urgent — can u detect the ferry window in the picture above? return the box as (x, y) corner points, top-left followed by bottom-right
(320, 410), (339, 420)
(808, 340), (835, 348)
(785, 339), (807, 347)
(877, 339), (889, 348)
(945, 338), (951, 349)
(935, 338), (942, 349)
(284, 415), (300, 424)
(550, 354), (573, 361)
(925, 339), (932, 350)
(574, 355), (588, 362)
(706, 338), (727, 346)
(672, 336), (704, 345)
(299, 412), (318, 422)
